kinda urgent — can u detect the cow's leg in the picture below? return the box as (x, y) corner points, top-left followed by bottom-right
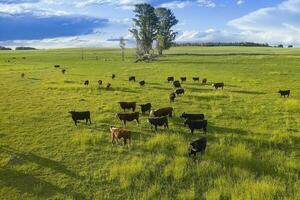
(86, 118), (88, 125)
(89, 117), (92, 124)
(136, 119), (139, 125)
(191, 129), (194, 134)
(155, 125), (157, 131)
(124, 138), (127, 145)
(204, 127), (207, 134)
(73, 120), (77, 126)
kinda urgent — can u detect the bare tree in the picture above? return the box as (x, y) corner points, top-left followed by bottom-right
(119, 37), (126, 61)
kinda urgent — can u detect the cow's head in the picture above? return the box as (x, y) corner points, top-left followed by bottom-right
(69, 111), (75, 115)
(180, 112), (186, 118)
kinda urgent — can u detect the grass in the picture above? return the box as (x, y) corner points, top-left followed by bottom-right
(0, 46), (299, 199)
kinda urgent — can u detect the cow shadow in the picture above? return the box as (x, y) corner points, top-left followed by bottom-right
(27, 77), (41, 81)
(208, 125), (248, 135)
(110, 87), (140, 94)
(230, 90), (266, 95)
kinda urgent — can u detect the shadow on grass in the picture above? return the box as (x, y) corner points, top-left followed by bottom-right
(209, 124), (248, 135)
(0, 168), (85, 199)
(109, 87), (140, 94)
(27, 77), (41, 81)
(230, 90), (266, 95)
(1, 146), (79, 179)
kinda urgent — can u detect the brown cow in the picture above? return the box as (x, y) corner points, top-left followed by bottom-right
(110, 126), (131, 145)
(153, 107), (173, 117)
(119, 102), (136, 112)
(116, 112), (139, 126)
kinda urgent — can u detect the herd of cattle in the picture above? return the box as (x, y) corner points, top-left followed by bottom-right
(20, 64), (291, 157)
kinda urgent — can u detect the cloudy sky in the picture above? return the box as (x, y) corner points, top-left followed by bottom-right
(0, 0), (299, 48)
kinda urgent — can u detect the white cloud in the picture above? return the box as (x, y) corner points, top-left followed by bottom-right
(176, 29), (241, 42)
(228, 0), (300, 45)
(0, 33), (131, 49)
(197, 0), (216, 8)
(160, 1), (191, 9)
(237, 0), (244, 5)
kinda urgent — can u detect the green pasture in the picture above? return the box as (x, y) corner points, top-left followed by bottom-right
(0, 47), (299, 199)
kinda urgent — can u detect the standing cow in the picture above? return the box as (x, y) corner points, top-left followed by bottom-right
(69, 111), (92, 126)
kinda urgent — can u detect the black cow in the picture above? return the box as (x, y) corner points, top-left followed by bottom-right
(175, 88), (185, 96)
(69, 111), (91, 126)
(193, 77), (199, 82)
(119, 102), (136, 112)
(213, 82), (224, 89)
(148, 116), (168, 131)
(139, 80), (145, 86)
(167, 77), (174, 82)
(278, 90), (290, 97)
(173, 80), (181, 88)
(129, 76), (136, 82)
(189, 137), (207, 157)
(169, 92), (176, 103)
(106, 83), (111, 89)
(61, 69), (66, 74)
(181, 112), (205, 120)
(54, 65), (60, 68)
(21, 73), (25, 78)
(98, 80), (103, 86)
(140, 103), (151, 115)
(202, 78), (207, 84)
(84, 80), (89, 85)
(112, 74), (116, 79)
(184, 120), (207, 134)
(180, 77), (187, 82)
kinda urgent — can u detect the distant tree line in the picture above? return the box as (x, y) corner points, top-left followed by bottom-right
(15, 47), (37, 50)
(0, 46), (12, 50)
(172, 42), (271, 47)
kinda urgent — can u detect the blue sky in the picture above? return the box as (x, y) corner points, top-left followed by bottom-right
(0, 0), (299, 48)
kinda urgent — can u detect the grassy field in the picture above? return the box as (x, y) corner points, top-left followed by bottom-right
(0, 46), (299, 200)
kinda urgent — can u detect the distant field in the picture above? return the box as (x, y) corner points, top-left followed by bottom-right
(0, 47), (299, 199)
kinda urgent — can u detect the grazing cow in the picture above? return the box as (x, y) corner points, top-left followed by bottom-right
(129, 76), (136, 82)
(61, 69), (66, 74)
(21, 73), (25, 78)
(278, 90), (290, 97)
(22, 57), (26, 59)
(139, 80), (145, 86)
(167, 76), (174, 82)
(119, 102), (136, 112)
(112, 74), (116, 79)
(184, 120), (207, 134)
(175, 88), (185, 96)
(193, 77), (200, 82)
(212, 82), (224, 90)
(69, 111), (91, 126)
(98, 80), (103, 86)
(140, 103), (151, 115)
(202, 78), (207, 84)
(148, 116), (168, 131)
(181, 77), (187, 82)
(189, 137), (207, 157)
(54, 65), (60, 68)
(110, 126), (131, 145)
(173, 80), (181, 88)
(84, 80), (89, 85)
(169, 92), (176, 103)
(153, 107), (173, 117)
(106, 83), (111, 89)
(181, 112), (205, 121)
(116, 112), (139, 126)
